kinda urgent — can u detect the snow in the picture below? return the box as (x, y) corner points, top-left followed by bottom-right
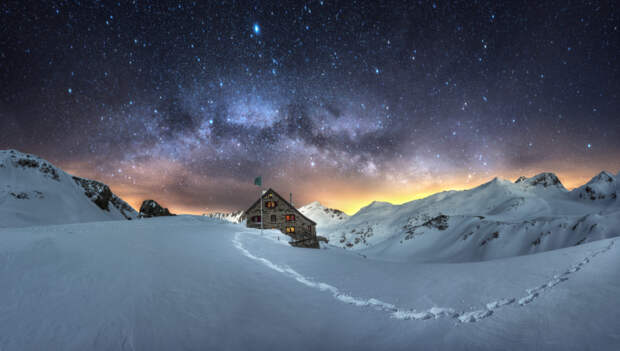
(0, 149), (137, 228)
(2, 150), (619, 349)
(0, 217), (618, 350)
(298, 201), (349, 230)
(321, 172), (620, 262)
(206, 210), (245, 223)
(572, 171), (618, 202)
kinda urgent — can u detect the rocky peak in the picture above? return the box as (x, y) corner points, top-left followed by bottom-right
(587, 171), (615, 185)
(573, 171), (617, 201)
(73, 177), (137, 220)
(140, 200), (175, 218)
(515, 172), (565, 190)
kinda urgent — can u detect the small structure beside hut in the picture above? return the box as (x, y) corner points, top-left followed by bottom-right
(245, 188), (319, 248)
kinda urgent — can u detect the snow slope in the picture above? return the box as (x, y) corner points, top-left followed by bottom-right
(0, 149), (137, 228)
(298, 201), (349, 229)
(0, 217), (618, 350)
(322, 172), (620, 262)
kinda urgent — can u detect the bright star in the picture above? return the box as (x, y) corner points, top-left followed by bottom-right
(253, 23), (260, 35)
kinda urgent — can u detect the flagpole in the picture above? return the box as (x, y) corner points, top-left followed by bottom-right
(254, 175), (263, 236)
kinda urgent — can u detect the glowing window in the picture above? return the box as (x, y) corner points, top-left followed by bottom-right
(285, 214), (295, 221)
(265, 201), (277, 208)
(286, 226), (295, 233)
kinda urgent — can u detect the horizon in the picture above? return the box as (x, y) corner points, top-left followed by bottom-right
(71, 166), (620, 216)
(2, 2), (619, 217)
(8, 145), (617, 216)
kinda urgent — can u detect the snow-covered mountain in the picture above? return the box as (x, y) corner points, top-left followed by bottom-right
(321, 172), (620, 262)
(207, 210), (246, 223)
(298, 201), (349, 229)
(572, 171), (617, 201)
(0, 149), (138, 227)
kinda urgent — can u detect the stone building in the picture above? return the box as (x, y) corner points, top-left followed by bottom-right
(245, 188), (319, 248)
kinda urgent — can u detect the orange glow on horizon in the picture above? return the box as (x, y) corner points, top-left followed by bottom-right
(59, 157), (619, 217)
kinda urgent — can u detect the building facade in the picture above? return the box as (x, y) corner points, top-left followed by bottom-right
(245, 188), (319, 248)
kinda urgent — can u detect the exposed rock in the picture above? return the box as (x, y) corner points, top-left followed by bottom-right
(516, 172), (564, 189)
(423, 214), (449, 230)
(140, 199), (175, 218)
(12, 156), (60, 181)
(573, 171), (617, 201)
(73, 177), (113, 211)
(289, 237), (320, 249)
(73, 176), (136, 220)
(10, 192), (29, 199)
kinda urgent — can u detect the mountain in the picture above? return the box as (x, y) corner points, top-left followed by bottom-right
(320, 172), (620, 262)
(207, 210), (246, 223)
(572, 171), (617, 201)
(298, 201), (349, 229)
(0, 149), (137, 228)
(514, 172), (566, 190)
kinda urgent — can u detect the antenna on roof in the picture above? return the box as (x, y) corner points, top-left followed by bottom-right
(290, 192), (293, 207)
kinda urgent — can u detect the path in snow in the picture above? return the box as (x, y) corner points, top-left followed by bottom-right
(233, 231), (616, 323)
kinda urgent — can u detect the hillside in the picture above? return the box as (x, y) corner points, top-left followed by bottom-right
(298, 201), (349, 228)
(0, 149), (137, 227)
(321, 172), (620, 262)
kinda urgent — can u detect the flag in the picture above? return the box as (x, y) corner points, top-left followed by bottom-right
(254, 176), (262, 187)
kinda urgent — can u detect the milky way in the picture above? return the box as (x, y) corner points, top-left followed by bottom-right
(1, 1), (619, 213)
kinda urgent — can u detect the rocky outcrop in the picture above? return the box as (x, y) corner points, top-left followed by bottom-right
(72, 177), (136, 220)
(573, 171), (617, 201)
(289, 235), (320, 249)
(140, 200), (175, 218)
(9, 151), (60, 181)
(515, 172), (565, 189)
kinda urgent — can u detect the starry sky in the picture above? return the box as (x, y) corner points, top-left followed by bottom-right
(1, 1), (619, 214)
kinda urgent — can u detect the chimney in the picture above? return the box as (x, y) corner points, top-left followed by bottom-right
(290, 192), (293, 207)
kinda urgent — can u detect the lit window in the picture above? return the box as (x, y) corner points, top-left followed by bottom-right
(271, 215), (277, 222)
(285, 214), (295, 221)
(265, 201), (277, 208)
(286, 226), (295, 233)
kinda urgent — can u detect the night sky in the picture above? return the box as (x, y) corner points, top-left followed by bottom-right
(1, 1), (619, 214)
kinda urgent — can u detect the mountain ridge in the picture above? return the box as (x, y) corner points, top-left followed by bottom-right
(0, 149), (138, 227)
